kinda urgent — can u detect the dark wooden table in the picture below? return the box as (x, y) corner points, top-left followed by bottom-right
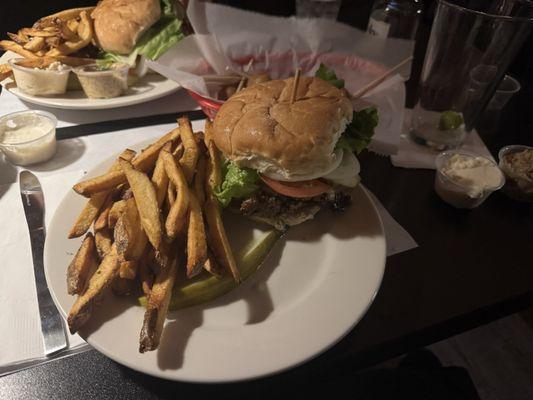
(1, 1), (532, 397)
(0, 98), (532, 399)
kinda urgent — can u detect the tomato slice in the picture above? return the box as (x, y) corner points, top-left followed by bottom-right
(260, 175), (331, 198)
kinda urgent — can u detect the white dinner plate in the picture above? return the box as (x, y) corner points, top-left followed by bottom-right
(0, 52), (181, 110)
(44, 139), (386, 382)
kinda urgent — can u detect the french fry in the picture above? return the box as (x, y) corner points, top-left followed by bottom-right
(23, 36), (45, 51)
(139, 252), (179, 352)
(204, 119), (214, 144)
(69, 195), (108, 238)
(205, 140), (222, 190)
(94, 228), (113, 259)
(173, 142), (184, 159)
(161, 149), (190, 239)
(73, 129), (179, 196)
(69, 149), (135, 238)
(186, 192), (208, 278)
(74, 170), (126, 197)
(205, 145), (241, 282)
(66, 19), (79, 34)
(33, 7), (95, 28)
(133, 127), (180, 172)
(7, 32), (27, 45)
(107, 200), (126, 229)
(0, 40), (38, 59)
(114, 213), (132, 259)
(47, 11), (93, 56)
(194, 153), (206, 206)
(0, 64), (12, 82)
(114, 198), (148, 262)
(119, 158), (162, 250)
(94, 196), (114, 231)
(139, 254), (154, 296)
(60, 24), (79, 41)
(119, 261), (137, 280)
(167, 182), (176, 207)
(66, 233), (99, 295)
(18, 28), (59, 37)
(67, 245), (120, 334)
(151, 241), (176, 276)
(151, 143), (170, 208)
(203, 249), (223, 276)
(204, 196), (240, 282)
(46, 36), (61, 48)
(177, 117), (199, 184)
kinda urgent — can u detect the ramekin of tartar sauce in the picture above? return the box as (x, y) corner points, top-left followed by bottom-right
(434, 151), (505, 209)
(0, 110), (57, 166)
(74, 64), (129, 99)
(9, 58), (71, 96)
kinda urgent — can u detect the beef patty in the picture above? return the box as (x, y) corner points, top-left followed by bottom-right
(236, 188), (352, 230)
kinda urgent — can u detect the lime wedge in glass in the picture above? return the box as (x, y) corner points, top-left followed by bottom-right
(438, 111), (464, 131)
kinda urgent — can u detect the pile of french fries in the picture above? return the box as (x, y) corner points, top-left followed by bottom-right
(66, 117), (240, 352)
(0, 7), (96, 81)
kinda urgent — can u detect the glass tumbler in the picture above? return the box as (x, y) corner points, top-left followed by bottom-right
(410, 0), (533, 150)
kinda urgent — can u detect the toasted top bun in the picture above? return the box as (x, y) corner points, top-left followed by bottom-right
(212, 77), (353, 181)
(92, 0), (161, 55)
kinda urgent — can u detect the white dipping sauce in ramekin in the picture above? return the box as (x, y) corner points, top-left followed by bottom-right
(0, 111), (57, 166)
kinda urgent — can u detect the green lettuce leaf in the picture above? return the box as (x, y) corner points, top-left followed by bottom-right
(97, 0), (184, 66)
(336, 107), (379, 154)
(135, 17), (184, 60)
(215, 162), (260, 207)
(315, 63), (345, 89)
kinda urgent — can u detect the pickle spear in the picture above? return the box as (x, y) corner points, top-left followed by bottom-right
(138, 229), (283, 311)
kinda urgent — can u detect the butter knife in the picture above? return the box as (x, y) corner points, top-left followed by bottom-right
(19, 171), (68, 356)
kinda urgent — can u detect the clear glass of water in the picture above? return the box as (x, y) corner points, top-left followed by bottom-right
(410, 0), (533, 150)
(295, 0), (342, 20)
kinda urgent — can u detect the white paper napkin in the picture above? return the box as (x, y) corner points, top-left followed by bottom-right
(391, 109), (494, 169)
(0, 88), (199, 128)
(368, 191), (418, 257)
(0, 170), (87, 373)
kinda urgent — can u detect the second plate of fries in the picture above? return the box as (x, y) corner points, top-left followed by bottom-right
(44, 118), (386, 382)
(0, 6), (183, 109)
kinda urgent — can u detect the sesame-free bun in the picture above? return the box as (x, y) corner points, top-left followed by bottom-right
(212, 76), (353, 181)
(92, 0), (161, 55)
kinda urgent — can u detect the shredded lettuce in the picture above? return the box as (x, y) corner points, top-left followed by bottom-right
(215, 162), (260, 207)
(336, 107), (379, 154)
(315, 63), (345, 89)
(97, 0), (185, 67)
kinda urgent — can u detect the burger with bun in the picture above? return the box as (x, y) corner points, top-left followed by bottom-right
(211, 66), (378, 230)
(92, 0), (187, 69)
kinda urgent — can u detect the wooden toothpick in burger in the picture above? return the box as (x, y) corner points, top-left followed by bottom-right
(290, 68), (302, 104)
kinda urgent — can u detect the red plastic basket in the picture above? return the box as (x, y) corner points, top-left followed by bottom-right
(187, 90), (224, 120)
